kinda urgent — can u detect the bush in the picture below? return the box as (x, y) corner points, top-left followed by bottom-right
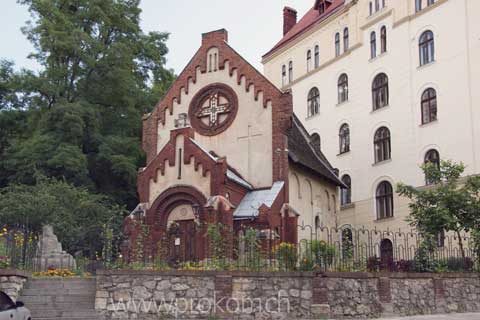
(311, 240), (336, 269)
(273, 242), (297, 271)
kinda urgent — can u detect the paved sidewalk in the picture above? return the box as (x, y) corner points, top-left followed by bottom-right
(376, 313), (480, 320)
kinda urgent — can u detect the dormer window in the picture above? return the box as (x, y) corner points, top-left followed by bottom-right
(315, 0), (333, 14)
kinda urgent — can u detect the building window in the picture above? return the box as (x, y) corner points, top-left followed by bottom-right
(338, 73), (348, 103)
(437, 230), (445, 248)
(416, 0), (422, 11)
(314, 45), (320, 68)
(372, 73), (389, 110)
(307, 50), (312, 72)
(421, 88), (437, 124)
(424, 149), (440, 185)
(288, 61), (293, 83)
(419, 30), (435, 66)
(315, 216), (320, 231)
(339, 124), (350, 154)
(380, 26), (387, 53)
(374, 127), (391, 163)
(370, 31), (377, 59)
(375, 0), (380, 11)
(326, 190), (331, 211)
(343, 28), (349, 52)
(427, 0), (435, 5)
(341, 175), (352, 206)
(369, 1), (373, 15)
(376, 181), (394, 219)
(311, 133), (321, 152)
(307, 87), (320, 117)
(332, 195), (337, 213)
(282, 65), (287, 86)
(335, 32), (341, 57)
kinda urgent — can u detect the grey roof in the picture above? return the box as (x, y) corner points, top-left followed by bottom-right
(227, 169), (253, 190)
(233, 181), (285, 219)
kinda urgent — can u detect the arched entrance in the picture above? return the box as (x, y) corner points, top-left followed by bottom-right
(380, 238), (394, 270)
(148, 186), (207, 265)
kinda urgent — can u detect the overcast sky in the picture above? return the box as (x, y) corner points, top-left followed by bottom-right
(0, 0), (313, 74)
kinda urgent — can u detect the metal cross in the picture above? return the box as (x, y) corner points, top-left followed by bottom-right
(196, 92), (230, 127)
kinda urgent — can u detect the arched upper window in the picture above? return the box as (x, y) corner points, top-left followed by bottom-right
(311, 133), (321, 152)
(307, 87), (320, 117)
(427, 0), (435, 5)
(288, 61), (293, 83)
(375, 0), (380, 11)
(282, 65), (287, 86)
(380, 26), (387, 53)
(339, 124), (350, 154)
(370, 31), (377, 59)
(341, 175), (352, 206)
(325, 190), (331, 211)
(307, 50), (312, 72)
(372, 73), (389, 110)
(338, 73), (348, 103)
(424, 149), (440, 185)
(376, 181), (394, 219)
(369, 1), (373, 15)
(343, 28), (349, 52)
(421, 88), (437, 124)
(335, 32), (341, 57)
(374, 127), (391, 163)
(314, 45), (320, 68)
(419, 30), (435, 66)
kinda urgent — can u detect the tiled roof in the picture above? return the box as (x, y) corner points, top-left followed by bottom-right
(263, 0), (345, 58)
(288, 114), (345, 187)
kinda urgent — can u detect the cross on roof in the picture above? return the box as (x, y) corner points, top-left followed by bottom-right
(196, 92), (231, 127)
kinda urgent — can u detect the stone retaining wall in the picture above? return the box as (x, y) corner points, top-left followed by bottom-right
(95, 270), (480, 319)
(0, 270), (29, 302)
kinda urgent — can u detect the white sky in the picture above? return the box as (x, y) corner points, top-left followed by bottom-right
(0, 0), (314, 74)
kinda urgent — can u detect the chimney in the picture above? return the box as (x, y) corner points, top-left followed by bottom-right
(283, 7), (297, 36)
(202, 29), (229, 45)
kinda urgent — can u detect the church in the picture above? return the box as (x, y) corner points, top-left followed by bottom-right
(124, 29), (344, 263)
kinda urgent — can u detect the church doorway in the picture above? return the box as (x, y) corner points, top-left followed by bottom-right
(166, 204), (199, 265)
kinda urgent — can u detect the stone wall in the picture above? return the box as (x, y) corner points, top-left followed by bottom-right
(95, 270), (480, 319)
(0, 270), (29, 302)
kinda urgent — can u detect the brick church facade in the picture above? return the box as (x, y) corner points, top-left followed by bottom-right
(124, 29), (344, 263)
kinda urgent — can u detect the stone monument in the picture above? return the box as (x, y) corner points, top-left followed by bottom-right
(36, 225), (76, 271)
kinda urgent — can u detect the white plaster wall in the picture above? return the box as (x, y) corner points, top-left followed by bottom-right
(264, 0), (480, 230)
(157, 62), (273, 188)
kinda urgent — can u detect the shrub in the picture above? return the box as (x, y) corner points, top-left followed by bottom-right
(311, 240), (336, 270)
(273, 242), (297, 271)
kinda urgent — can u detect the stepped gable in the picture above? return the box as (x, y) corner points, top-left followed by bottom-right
(142, 29), (292, 164)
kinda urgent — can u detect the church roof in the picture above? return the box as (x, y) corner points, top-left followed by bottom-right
(263, 0), (344, 59)
(233, 181), (285, 219)
(288, 114), (345, 187)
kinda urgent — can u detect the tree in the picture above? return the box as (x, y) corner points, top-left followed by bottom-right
(0, 0), (175, 210)
(397, 160), (480, 259)
(0, 175), (125, 257)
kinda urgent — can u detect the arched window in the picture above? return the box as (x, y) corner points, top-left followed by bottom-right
(307, 50), (312, 72)
(332, 195), (337, 213)
(421, 88), (437, 124)
(282, 65), (287, 86)
(341, 175), (352, 206)
(380, 238), (394, 269)
(419, 30), (434, 66)
(375, 0), (380, 11)
(307, 87), (320, 117)
(314, 45), (320, 68)
(374, 127), (391, 163)
(369, 1), (373, 15)
(335, 32), (341, 57)
(427, 0), (435, 5)
(415, 0), (422, 12)
(311, 133), (321, 152)
(338, 73), (348, 103)
(372, 73), (389, 110)
(339, 124), (350, 154)
(370, 31), (377, 59)
(343, 28), (349, 52)
(315, 216), (320, 231)
(380, 26), (387, 53)
(424, 149), (440, 185)
(325, 190), (331, 211)
(376, 181), (394, 219)
(342, 228), (353, 258)
(288, 61), (293, 83)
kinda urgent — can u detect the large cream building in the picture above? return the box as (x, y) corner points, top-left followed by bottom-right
(262, 0), (480, 231)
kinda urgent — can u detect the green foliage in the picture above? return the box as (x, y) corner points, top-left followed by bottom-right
(0, 0), (175, 211)
(207, 223), (230, 270)
(273, 242), (297, 271)
(397, 160), (480, 258)
(242, 228), (263, 271)
(0, 176), (125, 257)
